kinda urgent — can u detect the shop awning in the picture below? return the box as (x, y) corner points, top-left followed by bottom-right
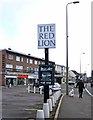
(5, 75), (17, 78)
(28, 76), (34, 79)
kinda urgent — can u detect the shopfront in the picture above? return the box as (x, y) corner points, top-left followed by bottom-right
(17, 74), (28, 85)
(5, 75), (17, 86)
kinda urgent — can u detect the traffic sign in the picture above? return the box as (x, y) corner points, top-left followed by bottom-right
(37, 24), (56, 49)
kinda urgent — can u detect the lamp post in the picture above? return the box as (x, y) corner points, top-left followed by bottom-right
(66, 1), (79, 95)
(80, 52), (85, 74)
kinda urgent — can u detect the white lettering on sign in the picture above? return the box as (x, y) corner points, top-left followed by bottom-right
(37, 24), (56, 49)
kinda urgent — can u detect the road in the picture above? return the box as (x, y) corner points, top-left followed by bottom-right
(1, 83), (73, 119)
(1, 83), (93, 119)
(2, 85), (43, 119)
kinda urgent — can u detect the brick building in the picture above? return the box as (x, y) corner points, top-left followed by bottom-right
(0, 49), (55, 86)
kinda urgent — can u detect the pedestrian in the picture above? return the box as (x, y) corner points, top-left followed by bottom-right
(76, 78), (85, 98)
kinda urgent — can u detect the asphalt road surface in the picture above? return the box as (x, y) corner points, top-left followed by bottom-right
(2, 85), (43, 119)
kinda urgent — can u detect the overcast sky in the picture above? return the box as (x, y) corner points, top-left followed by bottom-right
(0, 0), (91, 76)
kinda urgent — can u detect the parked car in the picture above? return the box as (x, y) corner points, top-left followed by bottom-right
(39, 82), (61, 92)
(68, 80), (75, 85)
(50, 83), (61, 91)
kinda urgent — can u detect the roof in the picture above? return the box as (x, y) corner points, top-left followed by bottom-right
(1, 48), (55, 64)
(69, 70), (76, 77)
(71, 70), (80, 76)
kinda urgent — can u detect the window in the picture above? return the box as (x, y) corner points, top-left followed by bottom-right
(31, 67), (33, 71)
(30, 59), (33, 64)
(35, 60), (37, 65)
(27, 58), (29, 63)
(27, 67), (29, 70)
(38, 61), (40, 64)
(6, 64), (13, 69)
(34, 68), (38, 71)
(16, 56), (20, 62)
(21, 57), (23, 62)
(42, 62), (45, 64)
(27, 67), (31, 72)
(8, 54), (13, 60)
(16, 65), (23, 71)
(33, 68), (34, 71)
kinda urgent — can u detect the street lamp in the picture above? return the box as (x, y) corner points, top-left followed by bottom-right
(80, 52), (85, 74)
(66, 1), (79, 95)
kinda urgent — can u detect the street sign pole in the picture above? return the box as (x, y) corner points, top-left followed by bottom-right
(37, 24), (56, 103)
(44, 48), (49, 103)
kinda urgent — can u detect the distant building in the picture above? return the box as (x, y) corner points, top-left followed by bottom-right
(55, 64), (65, 84)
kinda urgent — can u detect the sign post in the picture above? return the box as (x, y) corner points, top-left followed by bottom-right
(38, 24), (56, 103)
(44, 48), (49, 103)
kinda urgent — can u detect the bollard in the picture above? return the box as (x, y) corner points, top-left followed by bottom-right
(50, 96), (55, 107)
(39, 86), (43, 94)
(47, 99), (52, 112)
(34, 86), (36, 93)
(28, 84), (30, 93)
(69, 88), (74, 97)
(36, 110), (44, 119)
(9, 83), (12, 88)
(40, 88), (42, 94)
(43, 103), (49, 118)
(49, 89), (52, 96)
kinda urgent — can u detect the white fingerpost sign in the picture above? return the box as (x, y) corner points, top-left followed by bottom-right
(37, 24), (56, 49)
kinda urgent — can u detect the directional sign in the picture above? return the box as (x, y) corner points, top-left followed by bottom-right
(37, 24), (56, 49)
(39, 64), (55, 85)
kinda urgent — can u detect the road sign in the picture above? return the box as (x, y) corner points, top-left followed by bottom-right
(34, 70), (38, 75)
(39, 64), (55, 85)
(37, 24), (56, 49)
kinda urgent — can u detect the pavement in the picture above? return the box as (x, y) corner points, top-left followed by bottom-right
(55, 87), (92, 120)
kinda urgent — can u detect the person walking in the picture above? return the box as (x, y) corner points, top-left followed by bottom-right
(76, 78), (85, 98)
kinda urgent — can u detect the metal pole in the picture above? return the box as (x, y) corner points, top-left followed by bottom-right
(80, 52), (85, 74)
(80, 54), (81, 74)
(66, 4), (69, 95)
(44, 48), (49, 103)
(66, 1), (79, 95)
